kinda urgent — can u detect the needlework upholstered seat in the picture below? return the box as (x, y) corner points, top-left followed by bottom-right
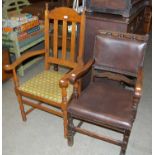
(19, 70), (73, 103)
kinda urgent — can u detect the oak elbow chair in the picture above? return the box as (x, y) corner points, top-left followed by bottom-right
(66, 31), (149, 155)
(4, 6), (85, 138)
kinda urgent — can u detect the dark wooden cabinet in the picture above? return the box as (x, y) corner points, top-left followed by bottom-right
(86, 0), (146, 17)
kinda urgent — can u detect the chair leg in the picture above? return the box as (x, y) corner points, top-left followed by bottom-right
(67, 114), (74, 146)
(63, 110), (68, 138)
(17, 93), (27, 121)
(120, 130), (131, 155)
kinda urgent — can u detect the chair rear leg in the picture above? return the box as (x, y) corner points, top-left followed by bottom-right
(67, 114), (74, 146)
(63, 110), (68, 138)
(120, 130), (131, 155)
(54, 64), (58, 71)
(17, 93), (27, 121)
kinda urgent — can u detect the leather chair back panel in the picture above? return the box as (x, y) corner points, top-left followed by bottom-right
(93, 34), (147, 77)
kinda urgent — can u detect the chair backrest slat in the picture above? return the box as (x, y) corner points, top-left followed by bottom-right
(70, 22), (76, 62)
(62, 20), (67, 60)
(53, 19), (58, 58)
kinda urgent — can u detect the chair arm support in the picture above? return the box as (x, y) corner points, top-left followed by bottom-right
(134, 67), (143, 98)
(69, 59), (94, 84)
(59, 59), (94, 89)
(4, 49), (45, 71)
(59, 69), (81, 89)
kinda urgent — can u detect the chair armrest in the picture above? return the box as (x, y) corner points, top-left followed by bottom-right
(59, 66), (84, 88)
(59, 59), (94, 88)
(4, 49), (45, 71)
(69, 59), (94, 84)
(134, 67), (143, 98)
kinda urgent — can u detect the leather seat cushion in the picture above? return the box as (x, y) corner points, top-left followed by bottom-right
(68, 80), (134, 130)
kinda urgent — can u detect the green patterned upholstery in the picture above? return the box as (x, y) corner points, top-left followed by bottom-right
(19, 71), (73, 103)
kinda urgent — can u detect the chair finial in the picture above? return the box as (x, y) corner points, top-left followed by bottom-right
(46, 3), (49, 10)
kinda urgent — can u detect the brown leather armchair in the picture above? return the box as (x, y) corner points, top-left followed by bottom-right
(66, 31), (149, 155)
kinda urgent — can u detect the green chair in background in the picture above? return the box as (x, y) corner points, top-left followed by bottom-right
(2, 0), (44, 76)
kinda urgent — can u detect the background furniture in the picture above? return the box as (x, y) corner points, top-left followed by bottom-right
(21, 0), (84, 19)
(2, 0), (30, 18)
(67, 31), (149, 155)
(27, 0), (69, 5)
(82, 0), (150, 89)
(21, 1), (64, 20)
(86, 0), (146, 17)
(2, 48), (12, 82)
(84, 8), (145, 60)
(143, 0), (152, 33)
(4, 6), (85, 138)
(2, 0), (44, 76)
(82, 7), (145, 88)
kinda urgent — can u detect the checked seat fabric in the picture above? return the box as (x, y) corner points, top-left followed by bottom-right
(19, 70), (73, 103)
